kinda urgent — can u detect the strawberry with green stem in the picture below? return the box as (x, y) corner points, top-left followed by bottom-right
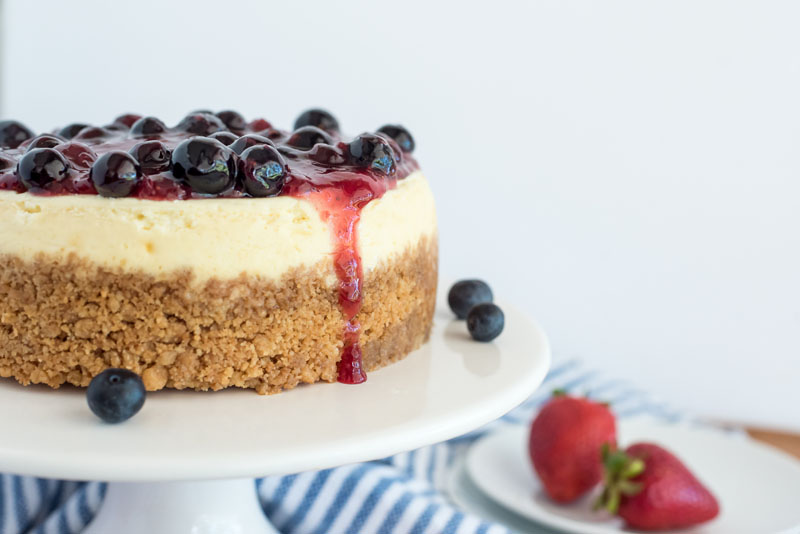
(596, 442), (720, 531)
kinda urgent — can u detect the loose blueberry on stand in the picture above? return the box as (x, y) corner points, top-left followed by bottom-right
(448, 279), (494, 319)
(129, 141), (171, 174)
(86, 368), (146, 424)
(0, 155), (14, 171)
(25, 134), (64, 151)
(466, 303), (505, 342)
(293, 108), (339, 132)
(238, 145), (286, 197)
(176, 113), (227, 136)
(16, 148), (70, 189)
(377, 124), (415, 153)
(171, 137), (236, 194)
(91, 151), (142, 197)
(348, 134), (397, 175)
(209, 131), (238, 146)
(130, 116), (168, 137)
(58, 123), (90, 139)
(0, 120), (34, 148)
(216, 110), (246, 132)
(230, 134), (275, 155)
(286, 126), (332, 150)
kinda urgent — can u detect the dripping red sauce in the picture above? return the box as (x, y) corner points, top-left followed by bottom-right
(0, 116), (419, 384)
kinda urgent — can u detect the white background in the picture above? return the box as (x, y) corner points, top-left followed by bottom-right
(1, 1), (798, 431)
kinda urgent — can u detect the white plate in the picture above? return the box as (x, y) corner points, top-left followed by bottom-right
(0, 286), (550, 482)
(465, 419), (800, 534)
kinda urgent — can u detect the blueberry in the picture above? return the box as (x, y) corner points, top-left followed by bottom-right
(216, 110), (246, 132)
(91, 151), (142, 197)
(0, 120), (34, 148)
(230, 134), (275, 155)
(286, 126), (332, 150)
(448, 279), (493, 319)
(238, 145), (286, 197)
(176, 113), (227, 136)
(466, 303), (504, 342)
(16, 148), (70, 189)
(209, 131), (238, 146)
(293, 109), (339, 132)
(86, 368), (146, 424)
(377, 124), (415, 153)
(58, 123), (90, 139)
(348, 134), (396, 175)
(113, 114), (141, 128)
(171, 137), (236, 194)
(190, 109), (214, 115)
(130, 116), (168, 137)
(25, 134), (64, 151)
(129, 140), (171, 175)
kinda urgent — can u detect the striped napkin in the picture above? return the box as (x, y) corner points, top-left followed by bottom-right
(0, 358), (681, 534)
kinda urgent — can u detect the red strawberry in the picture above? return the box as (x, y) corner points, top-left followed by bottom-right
(528, 392), (617, 502)
(596, 442), (720, 530)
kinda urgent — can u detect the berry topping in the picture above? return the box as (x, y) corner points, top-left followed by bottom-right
(209, 131), (238, 146)
(466, 303), (504, 342)
(0, 120), (34, 148)
(216, 110), (247, 132)
(74, 126), (111, 143)
(249, 118), (272, 132)
(0, 155), (14, 171)
(348, 134), (396, 175)
(171, 137), (236, 194)
(113, 114), (141, 128)
(238, 145), (286, 197)
(176, 113), (227, 136)
(130, 116), (168, 137)
(307, 144), (346, 165)
(377, 124), (415, 153)
(287, 126), (332, 150)
(17, 148), (70, 190)
(58, 123), (90, 139)
(129, 141), (171, 175)
(24, 134), (64, 151)
(55, 142), (97, 170)
(229, 134), (274, 155)
(86, 368), (146, 424)
(91, 151), (142, 197)
(294, 108), (339, 132)
(448, 279), (494, 319)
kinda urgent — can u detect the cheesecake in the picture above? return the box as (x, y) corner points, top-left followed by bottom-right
(0, 110), (437, 394)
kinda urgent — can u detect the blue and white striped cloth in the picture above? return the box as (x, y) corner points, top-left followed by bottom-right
(0, 358), (682, 534)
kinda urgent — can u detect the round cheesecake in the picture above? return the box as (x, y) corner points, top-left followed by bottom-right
(0, 111), (437, 394)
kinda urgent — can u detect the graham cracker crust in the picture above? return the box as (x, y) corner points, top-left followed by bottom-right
(0, 236), (437, 394)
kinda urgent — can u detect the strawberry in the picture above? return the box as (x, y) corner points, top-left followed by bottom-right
(596, 442), (720, 530)
(528, 391), (617, 503)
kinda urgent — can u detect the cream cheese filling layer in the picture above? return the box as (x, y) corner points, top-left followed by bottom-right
(0, 171), (436, 282)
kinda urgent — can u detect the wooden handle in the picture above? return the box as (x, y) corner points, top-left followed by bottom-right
(746, 427), (800, 459)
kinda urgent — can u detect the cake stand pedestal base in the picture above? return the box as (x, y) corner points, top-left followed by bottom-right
(83, 478), (277, 534)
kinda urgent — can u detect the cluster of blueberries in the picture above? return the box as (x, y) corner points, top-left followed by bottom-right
(447, 280), (505, 342)
(0, 109), (415, 199)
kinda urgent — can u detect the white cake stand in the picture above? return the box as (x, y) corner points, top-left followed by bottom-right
(0, 291), (550, 534)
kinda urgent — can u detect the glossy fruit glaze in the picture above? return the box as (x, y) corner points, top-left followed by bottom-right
(0, 111), (419, 385)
